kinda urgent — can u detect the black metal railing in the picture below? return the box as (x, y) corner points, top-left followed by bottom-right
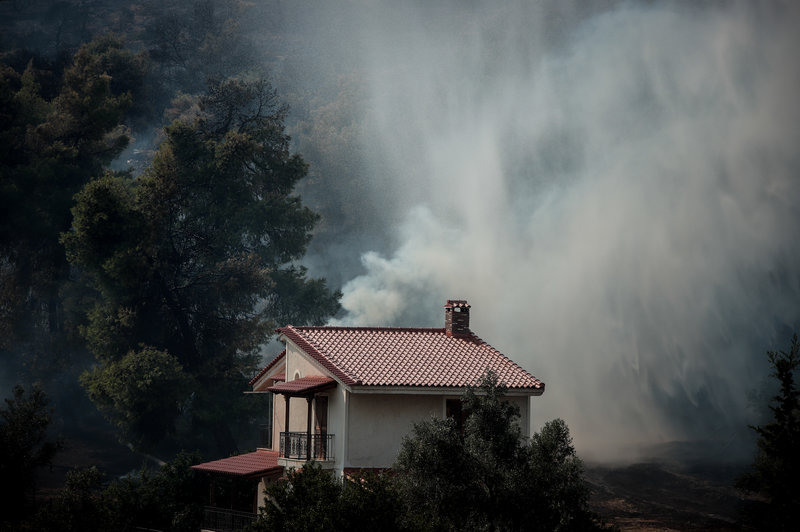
(279, 432), (334, 461)
(200, 507), (256, 532)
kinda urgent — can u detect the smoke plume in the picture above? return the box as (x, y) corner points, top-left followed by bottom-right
(291, 1), (800, 461)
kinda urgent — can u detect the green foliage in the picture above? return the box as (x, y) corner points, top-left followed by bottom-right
(252, 462), (404, 532)
(394, 372), (605, 532)
(104, 451), (207, 532)
(0, 35), (145, 385)
(527, 419), (597, 532)
(736, 333), (800, 530)
(28, 467), (113, 532)
(0, 385), (61, 524)
(28, 452), (208, 532)
(63, 77), (340, 455)
(146, 0), (255, 97)
(81, 347), (190, 448)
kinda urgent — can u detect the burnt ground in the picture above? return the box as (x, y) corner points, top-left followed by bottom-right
(586, 461), (754, 531)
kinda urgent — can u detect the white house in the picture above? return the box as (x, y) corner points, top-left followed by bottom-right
(192, 300), (545, 520)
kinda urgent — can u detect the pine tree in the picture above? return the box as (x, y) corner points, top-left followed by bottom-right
(63, 78), (340, 455)
(737, 334), (800, 530)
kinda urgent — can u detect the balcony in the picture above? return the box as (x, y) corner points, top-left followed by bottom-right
(279, 432), (334, 462)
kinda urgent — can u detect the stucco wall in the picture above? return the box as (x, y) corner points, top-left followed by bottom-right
(285, 342), (327, 380)
(346, 394), (442, 468)
(345, 392), (531, 469)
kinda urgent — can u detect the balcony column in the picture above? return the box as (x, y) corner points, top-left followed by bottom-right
(284, 396), (290, 458)
(306, 395), (313, 461)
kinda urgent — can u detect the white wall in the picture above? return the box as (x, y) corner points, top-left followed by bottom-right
(345, 392), (532, 469)
(346, 394), (442, 468)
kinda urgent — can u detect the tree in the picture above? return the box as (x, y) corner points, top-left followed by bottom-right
(253, 461), (404, 532)
(103, 451), (208, 532)
(0, 36), (145, 385)
(0, 385), (61, 524)
(526, 419), (597, 532)
(29, 466), (113, 532)
(30, 452), (208, 532)
(394, 372), (605, 531)
(63, 77), (340, 456)
(736, 334), (800, 530)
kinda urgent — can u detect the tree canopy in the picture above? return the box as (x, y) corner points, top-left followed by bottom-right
(393, 372), (605, 532)
(0, 385), (61, 524)
(62, 77), (340, 455)
(253, 461), (404, 532)
(736, 333), (800, 530)
(0, 35), (145, 384)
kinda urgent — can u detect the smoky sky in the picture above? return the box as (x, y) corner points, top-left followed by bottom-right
(276, 0), (800, 461)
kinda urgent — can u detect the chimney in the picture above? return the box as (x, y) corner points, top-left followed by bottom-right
(444, 300), (471, 337)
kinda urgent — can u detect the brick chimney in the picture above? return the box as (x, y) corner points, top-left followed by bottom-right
(444, 300), (471, 337)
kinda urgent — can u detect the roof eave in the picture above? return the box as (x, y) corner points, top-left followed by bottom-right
(191, 465), (283, 480)
(348, 384), (545, 396)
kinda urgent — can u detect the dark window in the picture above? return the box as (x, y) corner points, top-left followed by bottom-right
(446, 399), (466, 434)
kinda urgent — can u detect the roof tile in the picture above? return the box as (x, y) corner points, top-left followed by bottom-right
(276, 326), (543, 390)
(191, 450), (281, 478)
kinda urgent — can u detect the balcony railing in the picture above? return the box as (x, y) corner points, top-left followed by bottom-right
(279, 432), (334, 461)
(200, 507), (256, 532)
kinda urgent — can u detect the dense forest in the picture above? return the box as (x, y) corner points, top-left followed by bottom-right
(2, 1), (799, 531)
(0, 1), (349, 526)
(1, 0), (348, 454)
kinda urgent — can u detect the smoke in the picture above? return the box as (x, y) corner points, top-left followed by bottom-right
(289, 1), (800, 461)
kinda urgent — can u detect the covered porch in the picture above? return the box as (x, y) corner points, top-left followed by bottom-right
(268, 376), (336, 468)
(191, 450), (283, 531)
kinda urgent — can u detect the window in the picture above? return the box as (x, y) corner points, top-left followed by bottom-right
(445, 399), (466, 434)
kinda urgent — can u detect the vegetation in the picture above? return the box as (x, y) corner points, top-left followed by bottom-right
(737, 334), (800, 530)
(0, 384), (207, 532)
(62, 76), (340, 455)
(252, 462), (404, 532)
(27, 453), (208, 532)
(394, 372), (605, 531)
(0, 385), (61, 525)
(0, 36), (145, 385)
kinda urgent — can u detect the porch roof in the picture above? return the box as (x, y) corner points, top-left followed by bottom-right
(267, 375), (336, 396)
(191, 450), (282, 479)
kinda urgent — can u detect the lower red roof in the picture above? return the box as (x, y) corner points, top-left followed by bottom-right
(191, 450), (282, 478)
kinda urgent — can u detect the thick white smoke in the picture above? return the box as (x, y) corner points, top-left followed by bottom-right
(300, 1), (800, 461)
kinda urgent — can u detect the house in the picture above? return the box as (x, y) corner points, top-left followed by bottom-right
(192, 300), (545, 526)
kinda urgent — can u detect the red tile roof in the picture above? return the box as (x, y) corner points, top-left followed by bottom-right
(191, 450), (281, 478)
(267, 375), (337, 396)
(248, 350), (286, 386)
(276, 326), (544, 391)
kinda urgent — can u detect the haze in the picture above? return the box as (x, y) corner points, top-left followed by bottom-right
(283, 0), (800, 461)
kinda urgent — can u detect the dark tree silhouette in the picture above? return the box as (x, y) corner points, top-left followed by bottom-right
(737, 334), (800, 530)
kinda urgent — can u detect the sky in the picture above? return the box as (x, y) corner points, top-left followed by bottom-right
(283, 0), (800, 461)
